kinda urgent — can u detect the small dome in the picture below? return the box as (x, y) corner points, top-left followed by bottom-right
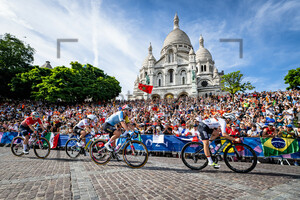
(142, 43), (156, 66)
(196, 48), (212, 61)
(195, 35), (212, 62)
(163, 28), (192, 49)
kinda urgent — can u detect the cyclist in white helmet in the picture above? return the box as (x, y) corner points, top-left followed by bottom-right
(103, 105), (134, 151)
(73, 114), (98, 146)
(198, 113), (240, 169)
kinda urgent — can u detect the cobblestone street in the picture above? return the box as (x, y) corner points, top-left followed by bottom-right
(0, 147), (300, 200)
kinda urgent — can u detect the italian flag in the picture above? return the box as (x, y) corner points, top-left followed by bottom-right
(44, 132), (59, 148)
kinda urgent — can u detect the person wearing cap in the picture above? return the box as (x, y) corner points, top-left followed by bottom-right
(265, 114), (275, 125)
(188, 124), (200, 136)
(262, 123), (277, 138)
(278, 124), (296, 138)
(178, 123), (189, 136)
(276, 113), (284, 128)
(103, 105), (134, 152)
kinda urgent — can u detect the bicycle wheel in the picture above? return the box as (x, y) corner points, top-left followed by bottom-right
(90, 139), (111, 165)
(65, 138), (81, 158)
(123, 140), (148, 168)
(33, 137), (51, 159)
(11, 136), (25, 156)
(181, 142), (208, 170)
(224, 143), (257, 173)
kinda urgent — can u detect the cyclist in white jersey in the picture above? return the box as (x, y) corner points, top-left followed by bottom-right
(73, 114), (97, 146)
(198, 113), (240, 169)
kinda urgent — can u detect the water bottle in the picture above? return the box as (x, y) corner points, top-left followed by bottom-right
(209, 145), (215, 153)
(215, 143), (221, 151)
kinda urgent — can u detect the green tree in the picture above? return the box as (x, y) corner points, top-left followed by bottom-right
(221, 70), (255, 95)
(10, 66), (52, 99)
(33, 62), (121, 102)
(0, 33), (35, 98)
(284, 68), (300, 90)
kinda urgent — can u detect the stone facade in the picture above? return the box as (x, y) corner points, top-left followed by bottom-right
(131, 14), (224, 100)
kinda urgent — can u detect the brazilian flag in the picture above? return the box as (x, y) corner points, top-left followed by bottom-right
(261, 137), (299, 157)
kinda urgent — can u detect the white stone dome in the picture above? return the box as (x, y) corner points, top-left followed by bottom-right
(142, 43), (156, 66)
(196, 47), (212, 61)
(162, 28), (192, 49)
(195, 35), (212, 61)
(142, 54), (156, 66)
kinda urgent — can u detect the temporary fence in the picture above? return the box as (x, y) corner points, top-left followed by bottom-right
(1, 132), (300, 159)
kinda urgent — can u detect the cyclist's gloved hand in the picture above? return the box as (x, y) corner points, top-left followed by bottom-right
(121, 131), (129, 137)
(128, 131), (134, 137)
(42, 130), (46, 135)
(91, 130), (96, 136)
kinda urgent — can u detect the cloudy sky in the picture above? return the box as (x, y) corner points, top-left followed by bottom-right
(1, 0), (300, 97)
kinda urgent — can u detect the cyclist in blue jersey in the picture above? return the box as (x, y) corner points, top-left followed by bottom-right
(103, 105), (133, 151)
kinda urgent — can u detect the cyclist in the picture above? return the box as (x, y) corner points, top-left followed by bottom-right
(19, 112), (47, 154)
(198, 113), (240, 169)
(103, 105), (133, 151)
(73, 114), (98, 146)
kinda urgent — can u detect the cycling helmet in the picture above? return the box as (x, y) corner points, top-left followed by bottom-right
(122, 105), (132, 110)
(87, 114), (97, 121)
(31, 112), (39, 118)
(222, 113), (236, 122)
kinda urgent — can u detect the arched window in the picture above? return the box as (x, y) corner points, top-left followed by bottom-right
(180, 70), (186, 85)
(204, 65), (206, 71)
(168, 69), (174, 83)
(168, 50), (173, 63)
(201, 65), (203, 72)
(157, 72), (162, 87)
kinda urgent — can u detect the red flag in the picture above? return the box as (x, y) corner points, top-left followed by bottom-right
(138, 83), (153, 94)
(52, 134), (59, 149)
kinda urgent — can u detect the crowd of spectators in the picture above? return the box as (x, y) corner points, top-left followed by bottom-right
(0, 90), (300, 139)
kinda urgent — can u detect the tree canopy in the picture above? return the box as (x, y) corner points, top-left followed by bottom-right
(1, 33), (121, 102)
(13, 62), (122, 102)
(0, 33), (35, 98)
(221, 70), (255, 95)
(284, 67), (300, 90)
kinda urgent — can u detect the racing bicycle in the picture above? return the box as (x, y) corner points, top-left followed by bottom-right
(90, 130), (149, 168)
(181, 136), (257, 173)
(11, 126), (51, 159)
(65, 134), (105, 158)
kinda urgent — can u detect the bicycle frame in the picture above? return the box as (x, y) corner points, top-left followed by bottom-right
(114, 135), (135, 154)
(193, 138), (235, 157)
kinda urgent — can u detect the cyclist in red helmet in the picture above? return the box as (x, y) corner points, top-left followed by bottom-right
(19, 112), (47, 154)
